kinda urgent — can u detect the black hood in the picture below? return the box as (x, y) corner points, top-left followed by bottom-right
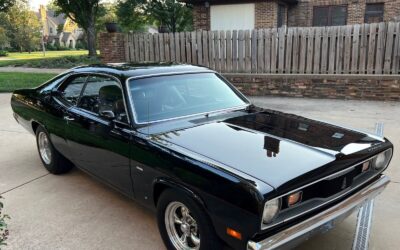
(151, 110), (385, 189)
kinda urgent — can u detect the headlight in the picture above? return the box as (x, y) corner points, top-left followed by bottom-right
(262, 198), (281, 224)
(372, 149), (393, 170)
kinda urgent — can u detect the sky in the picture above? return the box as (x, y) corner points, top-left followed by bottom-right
(29, 0), (50, 10)
(29, 0), (116, 10)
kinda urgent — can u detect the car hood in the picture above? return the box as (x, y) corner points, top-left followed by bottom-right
(151, 110), (384, 189)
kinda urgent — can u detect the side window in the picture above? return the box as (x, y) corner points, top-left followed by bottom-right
(79, 75), (128, 123)
(58, 75), (87, 105)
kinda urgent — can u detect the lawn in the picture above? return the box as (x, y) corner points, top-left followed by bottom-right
(0, 72), (57, 92)
(0, 50), (100, 68)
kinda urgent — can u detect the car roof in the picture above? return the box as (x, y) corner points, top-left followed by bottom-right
(71, 63), (214, 79)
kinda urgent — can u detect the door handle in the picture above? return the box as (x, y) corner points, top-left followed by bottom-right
(63, 116), (75, 121)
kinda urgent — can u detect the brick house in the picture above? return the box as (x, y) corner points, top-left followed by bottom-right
(184, 0), (400, 30)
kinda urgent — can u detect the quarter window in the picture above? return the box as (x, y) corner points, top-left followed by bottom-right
(365, 3), (384, 23)
(59, 75), (87, 105)
(79, 75), (127, 122)
(313, 5), (347, 26)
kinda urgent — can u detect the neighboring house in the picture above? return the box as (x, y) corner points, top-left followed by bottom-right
(37, 5), (84, 48)
(184, 0), (400, 30)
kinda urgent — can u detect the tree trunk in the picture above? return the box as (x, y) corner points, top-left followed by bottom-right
(86, 16), (97, 58)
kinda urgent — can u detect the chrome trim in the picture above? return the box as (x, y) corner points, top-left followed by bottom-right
(249, 175), (390, 250)
(124, 71), (251, 125)
(260, 148), (392, 230)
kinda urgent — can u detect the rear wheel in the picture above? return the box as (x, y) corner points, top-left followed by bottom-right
(157, 189), (223, 250)
(35, 126), (73, 174)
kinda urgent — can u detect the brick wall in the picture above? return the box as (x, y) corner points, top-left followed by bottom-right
(99, 32), (126, 63)
(224, 74), (400, 101)
(255, 1), (279, 29)
(288, 0), (400, 27)
(193, 4), (210, 30)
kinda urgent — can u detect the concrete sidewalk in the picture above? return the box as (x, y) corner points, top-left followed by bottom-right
(0, 67), (66, 74)
(1, 93), (399, 249)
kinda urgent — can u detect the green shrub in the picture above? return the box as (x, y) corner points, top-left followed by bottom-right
(0, 196), (10, 246)
(0, 50), (8, 57)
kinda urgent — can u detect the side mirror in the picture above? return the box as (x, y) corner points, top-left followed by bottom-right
(100, 110), (115, 120)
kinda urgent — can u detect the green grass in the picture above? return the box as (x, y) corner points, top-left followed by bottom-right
(0, 50), (100, 68)
(0, 72), (57, 92)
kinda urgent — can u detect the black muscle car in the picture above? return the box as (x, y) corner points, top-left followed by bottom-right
(11, 63), (393, 250)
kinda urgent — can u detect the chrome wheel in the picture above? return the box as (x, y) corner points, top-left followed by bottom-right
(165, 201), (200, 250)
(38, 131), (52, 165)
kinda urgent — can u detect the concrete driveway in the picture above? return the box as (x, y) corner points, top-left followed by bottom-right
(1, 92), (399, 250)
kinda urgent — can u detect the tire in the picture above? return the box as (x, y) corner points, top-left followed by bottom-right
(35, 126), (73, 174)
(157, 189), (223, 250)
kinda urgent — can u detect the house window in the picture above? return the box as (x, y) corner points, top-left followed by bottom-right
(277, 4), (286, 28)
(50, 27), (53, 34)
(365, 3), (384, 23)
(313, 5), (347, 26)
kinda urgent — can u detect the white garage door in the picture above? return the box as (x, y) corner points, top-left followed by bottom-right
(210, 4), (255, 31)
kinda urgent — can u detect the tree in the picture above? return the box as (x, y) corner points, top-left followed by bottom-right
(0, 26), (9, 49)
(2, 2), (41, 52)
(0, 0), (15, 12)
(146, 0), (192, 33)
(115, 0), (147, 32)
(53, 0), (100, 57)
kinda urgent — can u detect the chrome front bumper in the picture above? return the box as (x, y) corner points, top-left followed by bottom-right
(247, 175), (390, 250)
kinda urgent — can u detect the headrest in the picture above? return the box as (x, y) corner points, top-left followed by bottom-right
(99, 85), (122, 102)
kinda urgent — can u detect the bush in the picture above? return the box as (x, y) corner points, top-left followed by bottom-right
(0, 196), (10, 246)
(0, 50), (8, 57)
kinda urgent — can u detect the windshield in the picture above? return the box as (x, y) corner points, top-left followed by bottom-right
(128, 73), (248, 123)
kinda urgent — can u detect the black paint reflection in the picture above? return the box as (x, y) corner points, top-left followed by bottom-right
(264, 136), (280, 158)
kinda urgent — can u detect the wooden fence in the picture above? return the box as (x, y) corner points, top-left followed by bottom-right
(125, 22), (400, 74)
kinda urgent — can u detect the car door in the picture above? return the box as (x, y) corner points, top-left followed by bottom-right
(65, 74), (133, 197)
(50, 74), (88, 161)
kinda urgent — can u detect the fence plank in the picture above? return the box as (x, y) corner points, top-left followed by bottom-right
(164, 33), (170, 61)
(169, 33), (175, 62)
(207, 31), (213, 69)
(278, 26), (286, 73)
(358, 24), (368, 74)
(320, 27), (329, 73)
(328, 27), (336, 74)
(375, 22), (386, 74)
(191, 31), (197, 64)
(221, 31), (226, 72)
(306, 28), (314, 74)
(264, 29), (271, 73)
(238, 30), (244, 72)
(180, 32), (186, 63)
(149, 34), (154, 61)
(271, 30), (278, 73)
(138, 33), (144, 61)
(226, 30), (232, 72)
(202, 30), (209, 67)
(154, 34), (160, 61)
(257, 29), (264, 73)
(384, 22), (395, 74)
(185, 32), (191, 63)
(313, 27), (322, 74)
(292, 28), (299, 73)
(196, 30), (202, 65)
(245, 30), (251, 73)
(174, 33), (180, 62)
(336, 26), (345, 74)
(392, 23), (400, 74)
(251, 30), (257, 73)
(214, 31), (220, 71)
(158, 33), (164, 61)
(285, 28), (293, 73)
(232, 30), (238, 72)
(367, 23), (378, 74)
(351, 24), (360, 73)
(298, 28), (307, 73)
(343, 25), (352, 74)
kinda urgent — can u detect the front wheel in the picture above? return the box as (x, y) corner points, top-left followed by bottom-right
(157, 189), (223, 250)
